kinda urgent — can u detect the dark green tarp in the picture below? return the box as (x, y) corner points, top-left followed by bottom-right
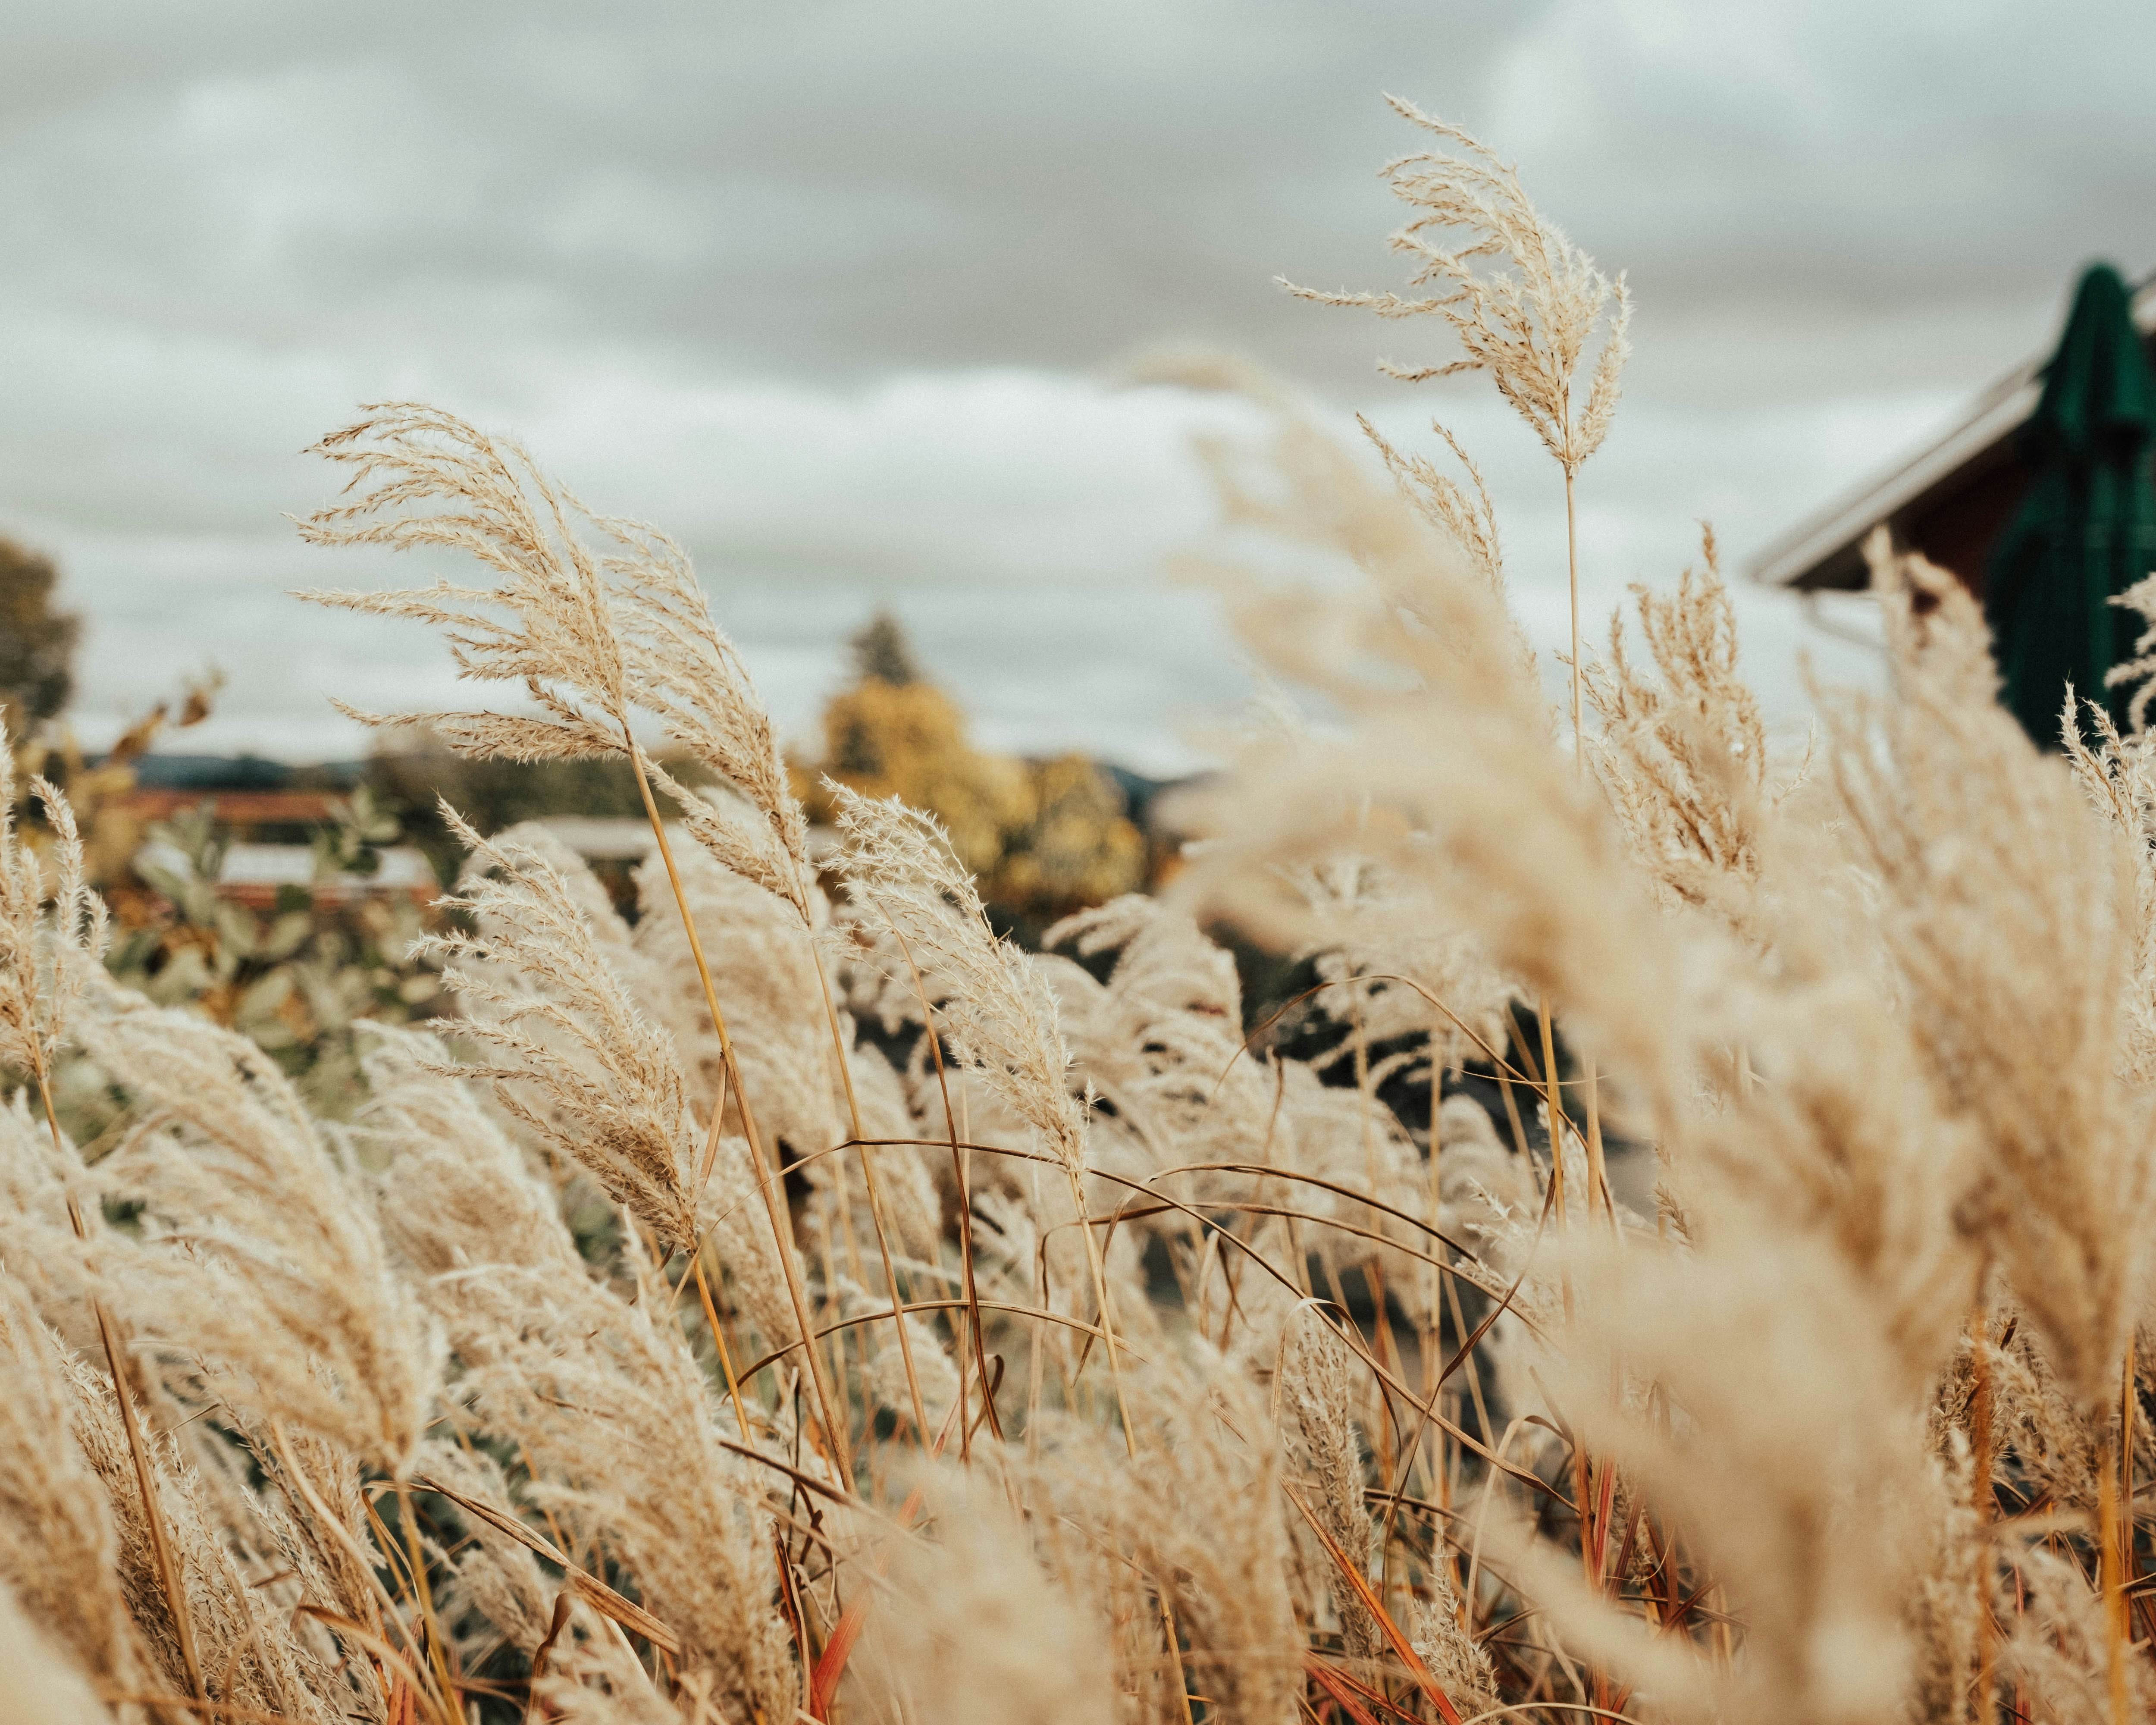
(1986, 263), (2156, 746)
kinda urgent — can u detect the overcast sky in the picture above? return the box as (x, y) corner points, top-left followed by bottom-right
(4, 0), (2154, 772)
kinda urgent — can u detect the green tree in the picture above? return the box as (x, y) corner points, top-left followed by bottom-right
(0, 536), (79, 739)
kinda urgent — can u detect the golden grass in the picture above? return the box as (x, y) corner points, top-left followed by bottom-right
(2, 95), (2153, 1725)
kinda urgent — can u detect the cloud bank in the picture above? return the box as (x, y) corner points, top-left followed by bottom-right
(3, 0), (2149, 769)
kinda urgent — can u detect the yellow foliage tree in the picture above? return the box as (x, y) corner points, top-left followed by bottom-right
(806, 671), (1031, 876)
(994, 752), (1146, 910)
(797, 614), (1145, 913)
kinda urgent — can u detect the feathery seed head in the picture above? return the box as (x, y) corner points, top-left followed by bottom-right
(1284, 96), (1631, 475)
(828, 784), (1087, 1170)
(421, 810), (702, 1256)
(0, 762), (107, 1086)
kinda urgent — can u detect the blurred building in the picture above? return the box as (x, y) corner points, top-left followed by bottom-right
(210, 843), (435, 910)
(1749, 273), (2156, 597)
(110, 753), (359, 841)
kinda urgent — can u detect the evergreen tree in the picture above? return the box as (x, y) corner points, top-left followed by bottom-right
(849, 610), (921, 686)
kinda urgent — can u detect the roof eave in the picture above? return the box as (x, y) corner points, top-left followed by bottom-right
(1747, 277), (2156, 593)
(1749, 371), (2042, 592)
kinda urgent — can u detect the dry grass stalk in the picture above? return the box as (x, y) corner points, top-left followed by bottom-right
(0, 765), (208, 1713)
(1583, 528), (1801, 933)
(77, 980), (441, 1480)
(827, 784), (1137, 1449)
(1282, 96), (1629, 475)
(294, 402), (848, 1471)
(0, 1273), (148, 1698)
(1284, 93), (1629, 748)
(422, 811), (703, 1254)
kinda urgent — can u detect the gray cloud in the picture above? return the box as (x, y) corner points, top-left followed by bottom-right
(1, 0), (2149, 766)
(21, 0), (2147, 394)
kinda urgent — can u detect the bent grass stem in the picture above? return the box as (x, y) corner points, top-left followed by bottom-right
(624, 738), (850, 1484)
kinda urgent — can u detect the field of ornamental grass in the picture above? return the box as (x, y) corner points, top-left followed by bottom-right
(5, 96), (2156, 1725)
